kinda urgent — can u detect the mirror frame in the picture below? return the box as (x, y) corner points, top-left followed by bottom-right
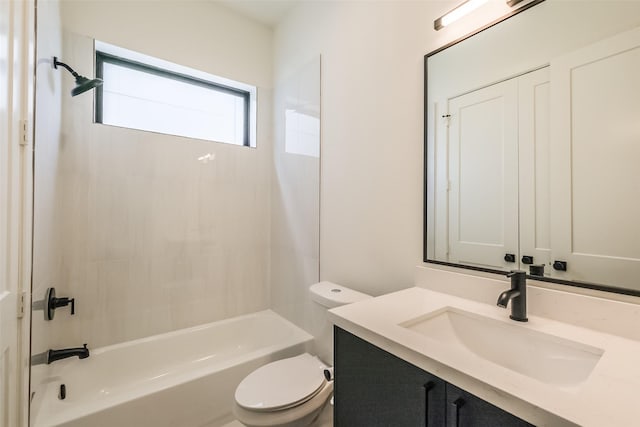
(422, 0), (640, 298)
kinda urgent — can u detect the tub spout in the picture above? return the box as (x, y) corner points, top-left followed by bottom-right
(48, 344), (89, 364)
(32, 344), (90, 365)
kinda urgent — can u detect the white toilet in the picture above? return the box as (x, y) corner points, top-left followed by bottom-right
(233, 281), (372, 427)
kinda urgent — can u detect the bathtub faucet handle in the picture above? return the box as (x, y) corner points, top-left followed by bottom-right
(45, 287), (76, 320)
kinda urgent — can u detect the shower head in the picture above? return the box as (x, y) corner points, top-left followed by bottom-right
(71, 75), (103, 97)
(53, 56), (103, 97)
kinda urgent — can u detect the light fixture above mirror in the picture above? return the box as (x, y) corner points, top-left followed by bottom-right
(434, 0), (488, 31)
(434, 0), (533, 31)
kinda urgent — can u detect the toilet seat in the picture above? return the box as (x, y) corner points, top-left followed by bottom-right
(235, 353), (328, 412)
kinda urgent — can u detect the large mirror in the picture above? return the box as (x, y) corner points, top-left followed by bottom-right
(425, 0), (640, 295)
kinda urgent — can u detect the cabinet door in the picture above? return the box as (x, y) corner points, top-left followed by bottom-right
(334, 327), (446, 427)
(549, 26), (640, 288)
(447, 79), (519, 270)
(446, 383), (533, 427)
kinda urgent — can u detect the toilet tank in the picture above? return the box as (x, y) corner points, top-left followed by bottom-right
(310, 281), (372, 308)
(308, 282), (371, 364)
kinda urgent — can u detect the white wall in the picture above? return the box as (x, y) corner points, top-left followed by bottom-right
(270, 2), (459, 358)
(31, 0), (274, 351)
(273, 0), (640, 304)
(274, 1), (448, 299)
(60, 1), (272, 89)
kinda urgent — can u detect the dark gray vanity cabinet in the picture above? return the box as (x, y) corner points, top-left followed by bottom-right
(333, 325), (446, 426)
(334, 327), (534, 427)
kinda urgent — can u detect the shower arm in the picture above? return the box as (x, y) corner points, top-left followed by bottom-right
(53, 57), (81, 79)
(52, 56), (103, 97)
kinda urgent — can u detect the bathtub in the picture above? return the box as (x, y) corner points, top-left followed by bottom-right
(30, 310), (313, 427)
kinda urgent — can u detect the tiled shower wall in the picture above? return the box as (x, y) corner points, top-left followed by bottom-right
(31, 1), (274, 352)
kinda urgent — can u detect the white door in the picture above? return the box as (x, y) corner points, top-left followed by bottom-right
(0, 1), (33, 426)
(518, 67), (551, 272)
(447, 79), (519, 270)
(550, 26), (640, 289)
(0, 1), (18, 425)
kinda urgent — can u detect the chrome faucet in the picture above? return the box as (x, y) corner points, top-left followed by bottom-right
(31, 344), (90, 365)
(497, 270), (528, 322)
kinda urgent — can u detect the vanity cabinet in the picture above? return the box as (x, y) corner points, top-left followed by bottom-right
(334, 327), (533, 427)
(333, 326), (446, 426)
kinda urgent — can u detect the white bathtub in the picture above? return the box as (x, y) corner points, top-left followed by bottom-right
(30, 310), (313, 427)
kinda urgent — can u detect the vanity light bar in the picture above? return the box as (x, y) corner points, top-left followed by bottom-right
(434, 0), (489, 31)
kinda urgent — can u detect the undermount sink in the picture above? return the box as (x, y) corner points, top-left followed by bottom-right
(400, 307), (604, 387)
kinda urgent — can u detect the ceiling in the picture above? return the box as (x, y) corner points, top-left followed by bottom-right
(216, 0), (300, 27)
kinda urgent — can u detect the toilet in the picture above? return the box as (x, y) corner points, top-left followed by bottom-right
(233, 281), (372, 427)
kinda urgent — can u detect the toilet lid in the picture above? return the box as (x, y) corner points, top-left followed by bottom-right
(235, 353), (327, 412)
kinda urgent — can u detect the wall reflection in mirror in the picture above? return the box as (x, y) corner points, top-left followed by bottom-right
(425, 0), (640, 294)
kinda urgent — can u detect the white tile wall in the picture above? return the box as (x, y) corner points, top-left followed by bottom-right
(31, 24), (273, 352)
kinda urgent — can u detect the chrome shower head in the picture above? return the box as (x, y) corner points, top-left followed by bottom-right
(53, 56), (103, 97)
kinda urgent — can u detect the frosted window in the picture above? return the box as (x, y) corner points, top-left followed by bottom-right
(96, 53), (252, 147)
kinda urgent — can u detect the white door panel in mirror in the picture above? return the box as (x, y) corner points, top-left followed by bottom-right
(447, 79), (519, 270)
(518, 68), (551, 271)
(550, 27), (640, 291)
(439, 68), (549, 272)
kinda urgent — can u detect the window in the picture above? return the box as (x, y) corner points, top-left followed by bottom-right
(94, 41), (256, 147)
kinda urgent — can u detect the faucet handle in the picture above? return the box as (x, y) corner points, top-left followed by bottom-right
(45, 288), (76, 320)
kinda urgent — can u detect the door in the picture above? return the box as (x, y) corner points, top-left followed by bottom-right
(447, 79), (519, 270)
(550, 26), (640, 288)
(0, 2), (19, 425)
(518, 67), (551, 272)
(0, 1), (33, 426)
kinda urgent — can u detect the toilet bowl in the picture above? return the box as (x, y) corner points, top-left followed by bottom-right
(233, 353), (332, 427)
(233, 282), (371, 427)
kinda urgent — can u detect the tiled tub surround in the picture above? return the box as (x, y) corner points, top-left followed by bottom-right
(329, 266), (640, 427)
(33, 5), (274, 356)
(30, 310), (312, 427)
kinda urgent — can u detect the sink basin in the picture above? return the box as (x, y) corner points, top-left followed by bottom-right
(400, 307), (604, 386)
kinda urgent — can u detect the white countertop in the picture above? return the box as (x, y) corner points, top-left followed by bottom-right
(328, 282), (640, 427)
